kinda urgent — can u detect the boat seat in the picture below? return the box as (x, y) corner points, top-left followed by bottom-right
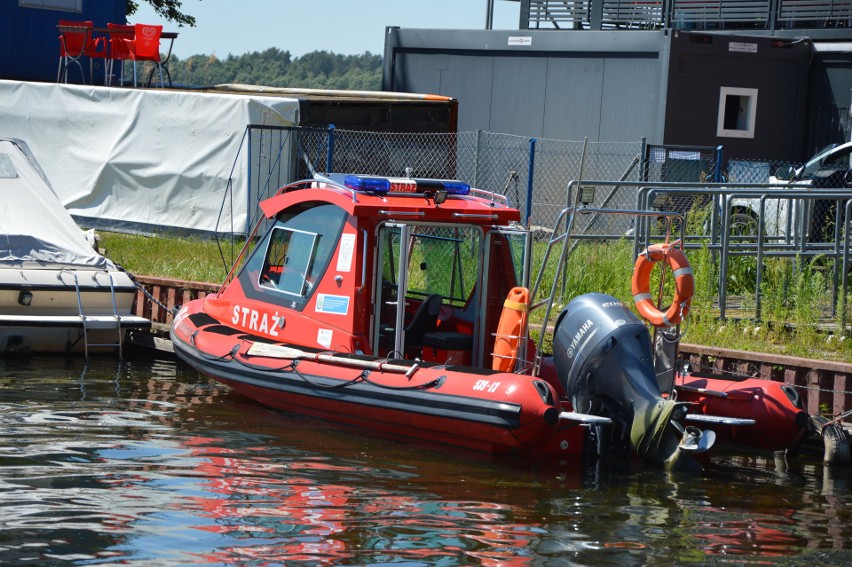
(422, 331), (473, 366)
(377, 294), (443, 357)
(403, 294), (442, 356)
(423, 331), (472, 350)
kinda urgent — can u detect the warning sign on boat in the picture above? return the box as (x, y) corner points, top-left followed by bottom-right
(316, 294), (350, 315)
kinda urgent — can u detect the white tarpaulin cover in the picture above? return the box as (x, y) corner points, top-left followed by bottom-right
(0, 80), (299, 235)
(0, 138), (108, 267)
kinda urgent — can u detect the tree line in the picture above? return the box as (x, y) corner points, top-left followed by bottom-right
(167, 48), (383, 91)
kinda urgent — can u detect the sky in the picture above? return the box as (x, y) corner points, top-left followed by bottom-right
(132, 0), (521, 59)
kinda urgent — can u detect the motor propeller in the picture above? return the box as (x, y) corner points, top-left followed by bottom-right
(678, 426), (717, 454)
(661, 418), (717, 469)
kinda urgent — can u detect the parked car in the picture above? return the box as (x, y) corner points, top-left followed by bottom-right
(772, 141), (852, 189)
(728, 141), (852, 241)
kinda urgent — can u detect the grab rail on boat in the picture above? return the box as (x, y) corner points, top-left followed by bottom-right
(302, 175), (360, 202)
(468, 188), (510, 207)
(271, 177), (361, 202)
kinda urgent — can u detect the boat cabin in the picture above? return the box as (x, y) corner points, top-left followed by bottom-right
(208, 174), (529, 369)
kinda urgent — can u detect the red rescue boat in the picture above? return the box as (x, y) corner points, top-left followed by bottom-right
(174, 299), (579, 455)
(171, 174), (591, 458)
(171, 173), (832, 467)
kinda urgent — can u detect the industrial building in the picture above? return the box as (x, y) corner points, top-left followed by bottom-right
(384, 0), (852, 161)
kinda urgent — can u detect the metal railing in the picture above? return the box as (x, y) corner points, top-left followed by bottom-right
(632, 181), (852, 326)
(638, 185), (852, 327)
(524, 0), (852, 30)
(546, 178), (852, 327)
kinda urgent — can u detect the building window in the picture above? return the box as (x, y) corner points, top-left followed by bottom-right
(717, 87), (758, 139)
(19, 0), (82, 12)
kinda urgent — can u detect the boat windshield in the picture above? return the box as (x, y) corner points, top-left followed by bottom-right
(261, 227), (319, 297)
(238, 201), (347, 309)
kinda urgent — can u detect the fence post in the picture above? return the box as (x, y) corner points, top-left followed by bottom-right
(246, 125), (253, 235)
(769, 0), (778, 32)
(474, 129), (482, 188)
(326, 123), (336, 174)
(714, 145), (724, 182)
(526, 138), (537, 226)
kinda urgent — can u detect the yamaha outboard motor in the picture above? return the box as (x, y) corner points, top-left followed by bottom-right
(553, 293), (714, 466)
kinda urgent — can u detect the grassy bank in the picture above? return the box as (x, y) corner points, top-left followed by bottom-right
(101, 231), (852, 363)
(102, 232), (230, 284)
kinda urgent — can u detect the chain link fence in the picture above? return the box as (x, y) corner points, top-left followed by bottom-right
(244, 126), (647, 237)
(239, 126), (837, 246)
(240, 126), (824, 241)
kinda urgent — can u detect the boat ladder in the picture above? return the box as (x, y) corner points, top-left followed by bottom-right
(71, 270), (124, 359)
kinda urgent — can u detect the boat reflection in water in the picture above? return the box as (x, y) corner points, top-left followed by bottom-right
(182, 406), (583, 566)
(0, 357), (849, 565)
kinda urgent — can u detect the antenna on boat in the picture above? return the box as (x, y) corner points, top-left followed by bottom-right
(500, 170), (520, 208)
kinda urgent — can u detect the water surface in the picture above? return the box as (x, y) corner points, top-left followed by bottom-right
(0, 356), (849, 565)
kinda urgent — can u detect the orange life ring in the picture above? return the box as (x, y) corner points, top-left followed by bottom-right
(631, 241), (694, 327)
(492, 287), (529, 372)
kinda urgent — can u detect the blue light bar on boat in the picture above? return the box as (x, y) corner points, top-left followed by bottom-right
(440, 181), (471, 195)
(342, 175), (470, 196)
(343, 175), (392, 193)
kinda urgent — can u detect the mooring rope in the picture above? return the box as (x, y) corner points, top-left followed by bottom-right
(188, 331), (240, 362)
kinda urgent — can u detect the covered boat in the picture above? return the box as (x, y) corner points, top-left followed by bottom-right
(0, 138), (149, 356)
(171, 172), (817, 465)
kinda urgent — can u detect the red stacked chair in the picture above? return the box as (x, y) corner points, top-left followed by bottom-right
(57, 20), (106, 84)
(106, 23), (135, 86)
(109, 23), (165, 87)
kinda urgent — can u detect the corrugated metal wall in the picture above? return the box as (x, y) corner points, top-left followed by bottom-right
(383, 28), (669, 143)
